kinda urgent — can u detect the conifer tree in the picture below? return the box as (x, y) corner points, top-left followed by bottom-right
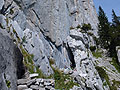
(112, 9), (120, 26)
(98, 6), (110, 49)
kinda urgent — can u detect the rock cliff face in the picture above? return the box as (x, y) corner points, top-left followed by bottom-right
(0, 30), (25, 90)
(0, 0), (120, 90)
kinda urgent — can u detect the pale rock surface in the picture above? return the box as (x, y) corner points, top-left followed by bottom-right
(0, 0), (111, 90)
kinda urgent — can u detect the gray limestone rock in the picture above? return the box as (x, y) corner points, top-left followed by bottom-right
(0, 0), (4, 10)
(116, 46), (120, 63)
(0, 30), (25, 90)
(18, 85), (28, 90)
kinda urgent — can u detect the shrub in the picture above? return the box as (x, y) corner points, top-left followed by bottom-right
(92, 49), (102, 58)
(90, 46), (96, 52)
(81, 23), (92, 31)
(110, 57), (120, 73)
(95, 66), (110, 86)
(70, 26), (74, 30)
(6, 80), (11, 88)
(51, 67), (79, 89)
(76, 24), (81, 29)
(87, 32), (93, 36)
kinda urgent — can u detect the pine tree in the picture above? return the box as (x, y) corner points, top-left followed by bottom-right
(111, 9), (120, 46)
(98, 6), (110, 49)
(112, 9), (120, 26)
(108, 10), (120, 57)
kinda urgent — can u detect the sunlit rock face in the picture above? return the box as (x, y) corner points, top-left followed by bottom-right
(0, 0), (107, 90)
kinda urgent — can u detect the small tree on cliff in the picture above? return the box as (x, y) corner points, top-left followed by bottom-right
(98, 6), (110, 49)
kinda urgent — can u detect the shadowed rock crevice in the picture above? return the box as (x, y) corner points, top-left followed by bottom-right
(14, 46), (25, 79)
(67, 44), (76, 68)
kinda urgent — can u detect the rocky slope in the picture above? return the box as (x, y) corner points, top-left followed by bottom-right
(0, 0), (120, 90)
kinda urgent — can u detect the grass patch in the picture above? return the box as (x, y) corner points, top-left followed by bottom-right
(95, 66), (118, 90)
(52, 67), (79, 90)
(92, 49), (102, 58)
(110, 57), (120, 73)
(49, 59), (79, 90)
(20, 45), (35, 73)
(6, 80), (11, 88)
(111, 80), (120, 90)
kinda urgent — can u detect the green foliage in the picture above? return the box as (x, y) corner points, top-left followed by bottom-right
(93, 36), (100, 46)
(110, 57), (120, 73)
(22, 36), (27, 44)
(20, 45), (34, 73)
(76, 24), (81, 29)
(70, 26), (74, 30)
(36, 66), (46, 78)
(96, 66), (120, 90)
(10, 8), (14, 15)
(6, 80), (11, 88)
(81, 23), (92, 31)
(98, 6), (110, 49)
(103, 81), (107, 86)
(90, 46), (96, 52)
(49, 58), (55, 65)
(112, 80), (120, 90)
(92, 49), (102, 58)
(95, 66), (110, 87)
(87, 32), (93, 36)
(51, 67), (79, 90)
(112, 9), (120, 26)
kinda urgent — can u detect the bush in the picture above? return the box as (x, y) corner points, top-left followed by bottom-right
(92, 49), (102, 58)
(110, 57), (120, 73)
(76, 24), (81, 29)
(70, 26), (74, 30)
(87, 32), (93, 36)
(90, 46), (96, 52)
(81, 23), (92, 31)
(95, 66), (110, 86)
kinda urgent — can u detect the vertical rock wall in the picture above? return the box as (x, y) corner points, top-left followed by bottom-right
(0, 0), (105, 90)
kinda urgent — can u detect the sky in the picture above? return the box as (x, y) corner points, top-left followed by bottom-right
(93, 0), (120, 22)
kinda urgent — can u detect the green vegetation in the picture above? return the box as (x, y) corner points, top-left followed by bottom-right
(20, 45), (34, 73)
(110, 57), (120, 73)
(98, 6), (120, 57)
(22, 36), (27, 44)
(111, 80), (120, 90)
(98, 6), (110, 49)
(90, 46), (96, 52)
(95, 66), (120, 90)
(70, 26), (74, 30)
(81, 23), (92, 31)
(52, 67), (79, 90)
(76, 24), (81, 29)
(95, 66), (111, 88)
(49, 59), (79, 90)
(92, 49), (102, 58)
(10, 8), (14, 15)
(6, 80), (11, 88)
(87, 32), (93, 36)
(49, 58), (55, 65)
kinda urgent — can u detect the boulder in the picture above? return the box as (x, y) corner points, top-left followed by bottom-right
(18, 85), (28, 90)
(17, 79), (29, 85)
(29, 73), (39, 78)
